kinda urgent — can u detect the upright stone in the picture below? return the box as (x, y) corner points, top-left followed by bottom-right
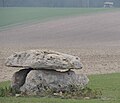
(20, 69), (89, 95)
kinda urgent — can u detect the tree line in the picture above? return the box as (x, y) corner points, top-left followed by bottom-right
(0, 0), (120, 7)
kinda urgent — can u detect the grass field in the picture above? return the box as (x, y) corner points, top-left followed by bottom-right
(0, 7), (118, 28)
(0, 73), (120, 103)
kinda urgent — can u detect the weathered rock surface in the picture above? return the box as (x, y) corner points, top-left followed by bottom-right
(20, 70), (89, 95)
(5, 50), (82, 70)
(11, 68), (32, 91)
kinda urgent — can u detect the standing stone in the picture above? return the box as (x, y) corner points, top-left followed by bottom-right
(20, 69), (89, 95)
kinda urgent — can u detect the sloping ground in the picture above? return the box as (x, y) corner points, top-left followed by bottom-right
(0, 8), (115, 27)
(0, 11), (120, 47)
(0, 11), (120, 82)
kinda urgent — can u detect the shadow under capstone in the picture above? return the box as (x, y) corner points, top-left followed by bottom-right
(11, 68), (33, 91)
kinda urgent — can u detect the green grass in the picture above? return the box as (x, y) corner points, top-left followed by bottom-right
(88, 73), (120, 103)
(0, 73), (120, 103)
(0, 81), (10, 89)
(0, 7), (119, 28)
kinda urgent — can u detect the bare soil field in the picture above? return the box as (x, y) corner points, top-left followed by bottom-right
(0, 11), (120, 82)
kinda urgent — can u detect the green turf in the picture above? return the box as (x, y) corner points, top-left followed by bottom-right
(0, 73), (120, 103)
(0, 7), (119, 28)
(88, 73), (120, 103)
(0, 81), (10, 89)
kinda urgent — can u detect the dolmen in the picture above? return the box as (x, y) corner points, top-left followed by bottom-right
(5, 49), (89, 95)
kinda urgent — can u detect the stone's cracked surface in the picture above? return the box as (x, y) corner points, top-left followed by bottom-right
(20, 69), (89, 95)
(5, 49), (82, 70)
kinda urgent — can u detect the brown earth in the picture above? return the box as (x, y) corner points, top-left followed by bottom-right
(0, 11), (120, 82)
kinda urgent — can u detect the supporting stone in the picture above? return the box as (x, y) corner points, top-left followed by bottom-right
(20, 69), (89, 95)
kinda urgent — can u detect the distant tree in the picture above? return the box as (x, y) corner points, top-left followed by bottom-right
(2, 0), (5, 7)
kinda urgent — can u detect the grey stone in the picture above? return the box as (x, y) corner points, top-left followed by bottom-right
(20, 69), (89, 95)
(11, 68), (32, 91)
(5, 50), (82, 70)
